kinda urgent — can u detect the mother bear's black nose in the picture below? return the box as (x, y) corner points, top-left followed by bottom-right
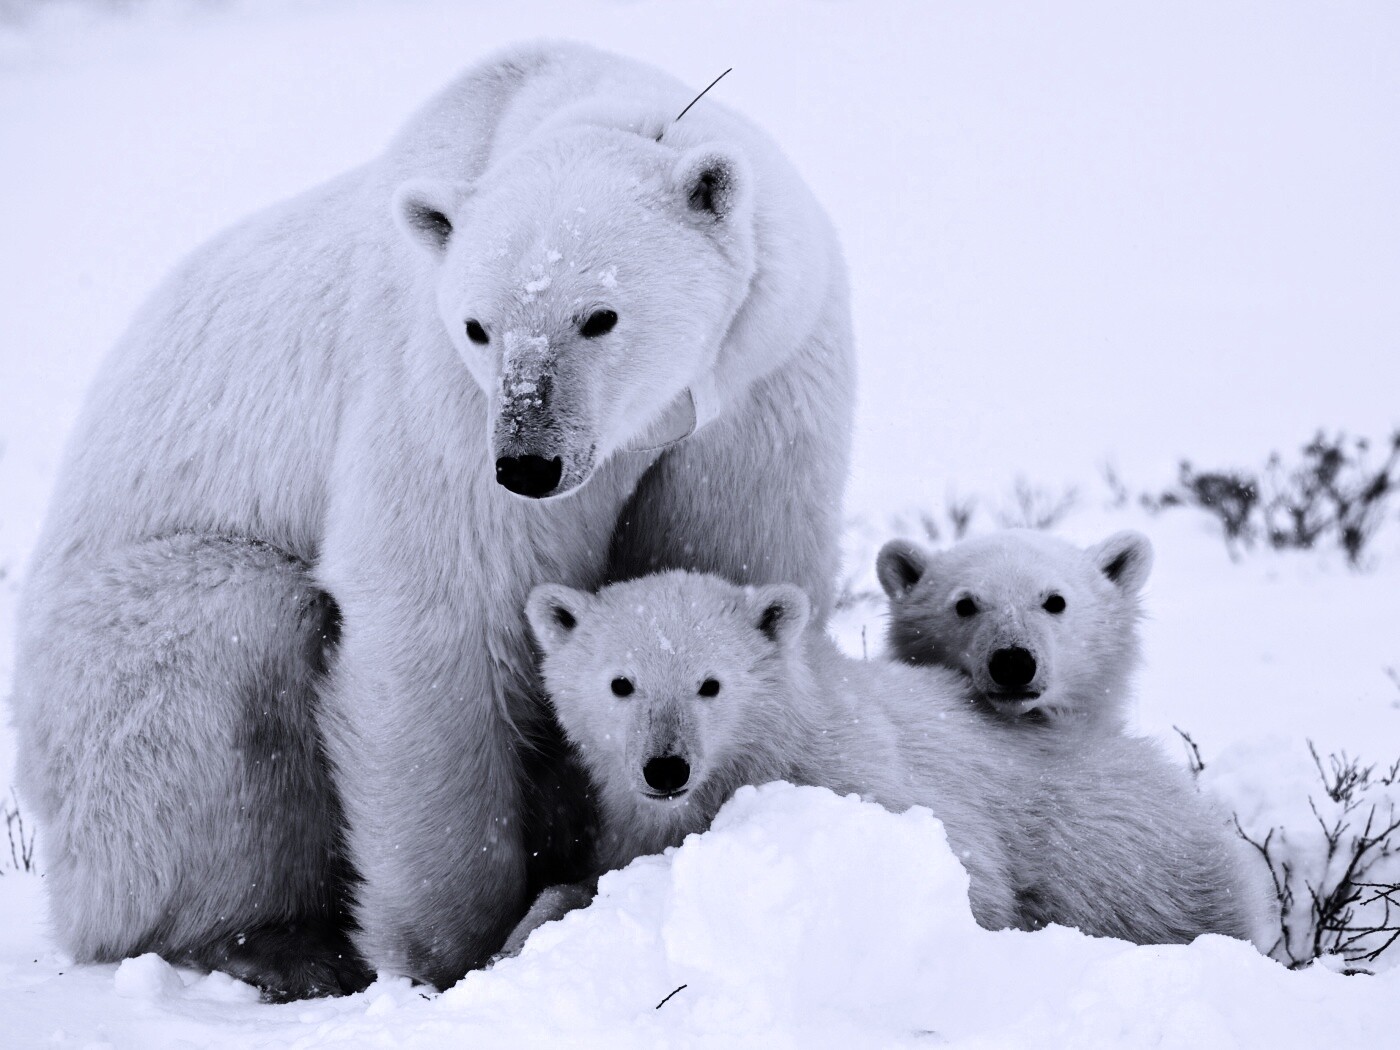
(643, 755), (691, 795)
(495, 455), (563, 498)
(989, 646), (1037, 688)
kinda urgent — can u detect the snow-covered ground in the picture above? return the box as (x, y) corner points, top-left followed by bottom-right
(2, 1), (1398, 1046)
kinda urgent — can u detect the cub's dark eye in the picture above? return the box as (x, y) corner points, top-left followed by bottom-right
(1043, 594), (1066, 614)
(465, 319), (489, 345)
(579, 309), (617, 338)
(954, 597), (978, 618)
(610, 677), (634, 698)
(698, 678), (721, 698)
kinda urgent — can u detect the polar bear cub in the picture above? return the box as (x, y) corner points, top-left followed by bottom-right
(515, 570), (1260, 953)
(877, 529), (1154, 732)
(527, 571), (1021, 931)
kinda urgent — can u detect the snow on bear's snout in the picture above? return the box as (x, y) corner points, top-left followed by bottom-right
(492, 329), (600, 499)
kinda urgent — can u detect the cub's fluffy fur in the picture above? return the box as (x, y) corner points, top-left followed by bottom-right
(507, 571), (1262, 954)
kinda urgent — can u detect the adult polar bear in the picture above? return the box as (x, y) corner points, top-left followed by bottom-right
(12, 42), (853, 998)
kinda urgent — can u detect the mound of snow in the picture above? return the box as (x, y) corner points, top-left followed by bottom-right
(4, 772), (1400, 1047)
(275, 783), (1390, 1049)
(114, 954), (260, 1004)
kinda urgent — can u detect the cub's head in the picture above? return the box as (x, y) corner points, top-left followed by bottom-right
(525, 572), (807, 821)
(394, 126), (756, 499)
(876, 529), (1154, 728)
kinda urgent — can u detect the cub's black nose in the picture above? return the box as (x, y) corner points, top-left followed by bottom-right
(495, 455), (563, 498)
(989, 646), (1037, 688)
(643, 755), (691, 795)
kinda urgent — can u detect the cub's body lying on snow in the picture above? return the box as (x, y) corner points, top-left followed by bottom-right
(507, 571), (1262, 954)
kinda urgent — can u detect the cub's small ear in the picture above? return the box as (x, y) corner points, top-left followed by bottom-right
(672, 145), (752, 224)
(876, 539), (931, 601)
(392, 178), (469, 255)
(526, 584), (591, 653)
(1089, 531), (1154, 594)
(747, 583), (810, 649)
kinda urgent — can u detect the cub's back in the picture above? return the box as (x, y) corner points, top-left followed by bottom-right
(803, 638), (1030, 823)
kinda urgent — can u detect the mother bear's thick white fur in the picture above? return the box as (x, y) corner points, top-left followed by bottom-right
(11, 41), (853, 995)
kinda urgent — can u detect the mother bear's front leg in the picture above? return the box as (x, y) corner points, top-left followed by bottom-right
(316, 598), (531, 987)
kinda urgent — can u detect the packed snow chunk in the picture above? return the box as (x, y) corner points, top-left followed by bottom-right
(113, 954), (188, 1001)
(362, 976), (420, 1016)
(663, 783), (982, 1030)
(113, 953), (261, 1005)
(184, 969), (261, 1004)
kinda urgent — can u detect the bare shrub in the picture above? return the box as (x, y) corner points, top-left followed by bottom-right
(1180, 466), (1259, 542)
(833, 572), (879, 612)
(1145, 430), (1400, 566)
(1235, 743), (1400, 973)
(881, 493), (980, 551)
(996, 478), (1076, 531)
(1174, 726), (1206, 779)
(3, 792), (36, 875)
(1262, 433), (1400, 562)
(893, 493), (979, 546)
(1102, 464), (1132, 510)
(945, 494), (977, 542)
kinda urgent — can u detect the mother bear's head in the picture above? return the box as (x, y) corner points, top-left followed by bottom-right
(393, 124), (757, 498)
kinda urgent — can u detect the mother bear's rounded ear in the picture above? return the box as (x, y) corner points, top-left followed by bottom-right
(526, 584), (591, 653)
(746, 583), (810, 649)
(671, 145), (752, 225)
(876, 539), (931, 601)
(392, 178), (470, 255)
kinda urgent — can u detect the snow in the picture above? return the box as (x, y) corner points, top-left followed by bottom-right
(4, 785), (1399, 1047)
(499, 331), (553, 421)
(113, 954), (262, 1005)
(2, 0), (1399, 1045)
(520, 271), (552, 298)
(651, 618), (677, 654)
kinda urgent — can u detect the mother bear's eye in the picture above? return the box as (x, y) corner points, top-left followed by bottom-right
(954, 597), (977, 618)
(1043, 594), (1067, 614)
(579, 309), (618, 338)
(465, 319), (490, 345)
(610, 676), (635, 697)
(698, 678), (721, 697)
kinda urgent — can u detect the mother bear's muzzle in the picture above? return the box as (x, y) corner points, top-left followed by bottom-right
(492, 336), (598, 499)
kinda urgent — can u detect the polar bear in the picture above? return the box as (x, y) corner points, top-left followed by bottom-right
(513, 571), (1262, 951)
(876, 530), (1154, 732)
(10, 42), (853, 998)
